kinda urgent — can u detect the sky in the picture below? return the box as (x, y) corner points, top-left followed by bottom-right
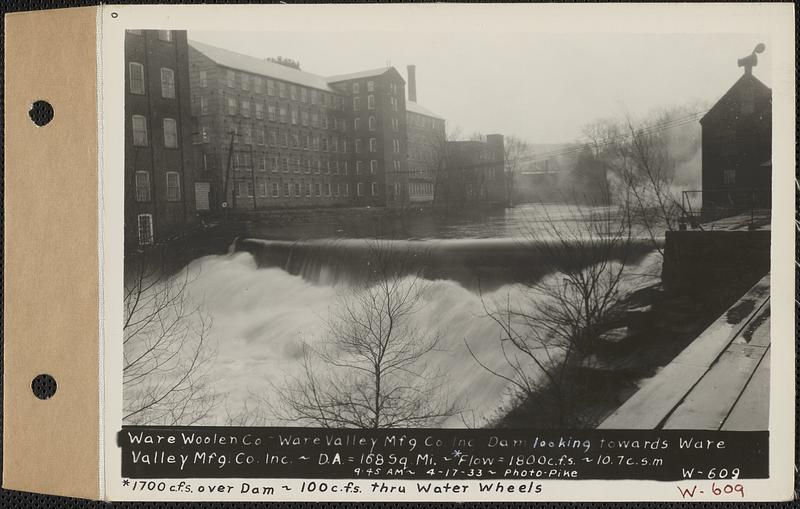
(190, 30), (771, 144)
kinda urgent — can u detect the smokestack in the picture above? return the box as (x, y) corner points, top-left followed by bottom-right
(407, 65), (417, 103)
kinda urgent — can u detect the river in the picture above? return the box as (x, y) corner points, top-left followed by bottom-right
(126, 204), (663, 428)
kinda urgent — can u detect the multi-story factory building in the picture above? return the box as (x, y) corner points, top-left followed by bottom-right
(125, 29), (197, 248)
(188, 41), (420, 211)
(327, 67), (409, 206)
(405, 64), (446, 204)
(445, 134), (506, 206)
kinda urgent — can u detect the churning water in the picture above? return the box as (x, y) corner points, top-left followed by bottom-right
(127, 205), (664, 427)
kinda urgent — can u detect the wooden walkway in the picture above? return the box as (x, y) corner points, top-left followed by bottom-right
(599, 274), (770, 430)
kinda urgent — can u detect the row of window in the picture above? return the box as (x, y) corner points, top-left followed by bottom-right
(127, 30), (173, 42)
(131, 115), (178, 148)
(216, 69), (346, 110)
(407, 112), (444, 131)
(409, 182), (435, 197)
(216, 96), (348, 131)
(228, 153), (384, 176)
(129, 63), (176, 98)
(352, 95), (377, 111)
(134, 171), (181, 202)
(196, 123), (401, 155)
(235, 180), (378, 199)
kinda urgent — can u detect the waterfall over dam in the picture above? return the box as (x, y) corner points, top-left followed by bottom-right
(235, 236), (659, 291)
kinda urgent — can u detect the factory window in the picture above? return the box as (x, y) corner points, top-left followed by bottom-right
(723, 169), (736, 185)
(267, 79), (275, 96)
(326, 183), (331, 196)
(227, 97), (237, 115)
(199, 70), (207, 88)
(357, 183), (364, 196)
(370, 160), (377, 174)
(268, 105), (276, 122)
(131, 115), (148, 146)
(291, 85), (298, 101)
(134, 171), (150, 202)
(371, 182), (378, 196)
(241, 73), (249, 91)
(284, 182), (291, 197)
(254, 77), (263, 94)
(157, 30), (172, 42)
(241, 100), (251, 118)
(137, 214), (153, 246)
(353, 97), (361, 111)
(163, 118), (178, 148)
(272, 182), (279, 197)
(255, 103), (264, 119)
(367, 80), (374, 92)
(369, 116), (376, 131)
(369, 138), (377, 152)
(166, 171), (181, 201)
(356, 161), (363, 175)
(316, 183), (322, 196)
(295, 182), (302, 197)
(367, 95), (375, 110)
(227, 70), (235, 88)
(129, 62), (145, 95)
(344, 183), (349, 196)
(352, 83), (360, 94)
(278, 82), (287, 98)
(354, 118), (360, 131)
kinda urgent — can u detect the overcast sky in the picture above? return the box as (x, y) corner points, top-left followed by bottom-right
(190, 31), (771, 144)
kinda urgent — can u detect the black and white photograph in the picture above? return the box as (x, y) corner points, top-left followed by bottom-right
(122, 27), (775, 432)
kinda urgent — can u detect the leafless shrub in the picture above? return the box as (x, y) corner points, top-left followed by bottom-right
(123, 251), (219, 425)
(269, 241), (457, 428)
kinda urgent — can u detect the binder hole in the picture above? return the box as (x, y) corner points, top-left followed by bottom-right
(31, 374), (57, 400)
(29, 100), (54, 126)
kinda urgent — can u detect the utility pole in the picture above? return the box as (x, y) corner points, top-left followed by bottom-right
(222, 127), (235, 223)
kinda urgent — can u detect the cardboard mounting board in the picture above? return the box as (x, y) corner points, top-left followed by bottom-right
(3, 6), (100, 499)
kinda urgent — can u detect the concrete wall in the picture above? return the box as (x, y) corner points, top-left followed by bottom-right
(662, 230), (770, 304)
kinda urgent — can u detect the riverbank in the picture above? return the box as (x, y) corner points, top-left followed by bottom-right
(492, 260), (770, 429)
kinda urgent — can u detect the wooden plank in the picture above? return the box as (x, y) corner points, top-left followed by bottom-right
(670, 275), (770, 368)
(721, 349), (770, 431)
(736, 304), (770, 348)
(663, 343), (767, 430)
(598, 274), (771, 430)
(598, 363), (708, 429)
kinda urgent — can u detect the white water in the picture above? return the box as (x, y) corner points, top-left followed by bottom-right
(158, 248), (662, 428)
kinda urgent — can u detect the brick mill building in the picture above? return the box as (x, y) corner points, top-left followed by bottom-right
(445, 135), (506, 206)
(187, 41), (420, 211)
(405, 63), (447, 204)
(125, 29), (197, 247)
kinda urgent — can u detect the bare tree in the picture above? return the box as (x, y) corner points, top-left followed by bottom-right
(503, 136), (534, 207)
(272, 242), (457, 428)
(583, 107), (705, 255)
(467, 187), (639, 427)
(123, 250), (219, 425)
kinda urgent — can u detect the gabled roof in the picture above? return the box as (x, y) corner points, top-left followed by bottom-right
(406, 101), (443, 120)
(326, 67), (394, 83)
(700, 72), (771, 125)
(189, 40), (337, 92)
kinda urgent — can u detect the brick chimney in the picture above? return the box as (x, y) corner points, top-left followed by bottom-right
(407, 64), (417, 102)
